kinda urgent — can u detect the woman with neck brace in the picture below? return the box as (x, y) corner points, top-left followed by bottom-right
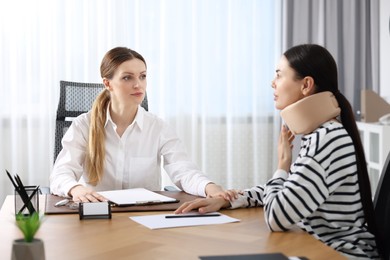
(175, 44), (381, 259)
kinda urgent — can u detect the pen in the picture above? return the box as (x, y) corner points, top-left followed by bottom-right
(5, 170), (18, 189)
(14, 173), (36, 214)
(55, 199), (70, 207)
(135, 200), (161, 205)
(165, 213), (221, 219)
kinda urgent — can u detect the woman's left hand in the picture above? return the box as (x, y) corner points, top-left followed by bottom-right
(205, 183), (238, 201)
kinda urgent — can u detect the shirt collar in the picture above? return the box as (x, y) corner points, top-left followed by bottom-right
(104, 104), (145, 131)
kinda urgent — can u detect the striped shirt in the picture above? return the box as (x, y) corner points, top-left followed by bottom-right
(230, 121), (379, 259)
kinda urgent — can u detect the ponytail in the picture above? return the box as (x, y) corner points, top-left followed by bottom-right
(335, 92), (377, 235)
(85, 89), (110, 185)
(336, 91), (384, 256)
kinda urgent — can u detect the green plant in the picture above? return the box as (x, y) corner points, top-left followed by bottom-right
(15, 212), (43, 242)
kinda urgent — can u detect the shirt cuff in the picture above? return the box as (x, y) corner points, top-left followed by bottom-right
(228, 194), (248, 209)
(272, 169), (288, 180)
(197, 180), (211, 197)
(62, 181), (82, 197)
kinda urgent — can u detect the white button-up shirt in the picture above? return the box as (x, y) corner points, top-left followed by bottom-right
(50, 106), (211, 197)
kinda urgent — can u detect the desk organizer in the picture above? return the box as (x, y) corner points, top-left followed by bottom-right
(14, 185), (40, 216)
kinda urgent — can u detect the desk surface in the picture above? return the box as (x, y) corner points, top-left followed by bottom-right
(0, 195), (346, 260)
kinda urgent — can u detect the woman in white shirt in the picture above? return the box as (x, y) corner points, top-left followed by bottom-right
(50, 47), (229, 203)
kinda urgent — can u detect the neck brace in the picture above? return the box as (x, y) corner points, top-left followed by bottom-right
(280, 91), (340, 135)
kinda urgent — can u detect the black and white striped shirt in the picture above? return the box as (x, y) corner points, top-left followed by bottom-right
(230, 121), (379, 259)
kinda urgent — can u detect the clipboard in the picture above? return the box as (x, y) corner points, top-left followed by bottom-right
(45, 191), (200, 214)
(97, 188), (179, 206)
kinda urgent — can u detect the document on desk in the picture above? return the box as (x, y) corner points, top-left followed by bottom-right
(98, 188), (178, 206)
(130, 212), (240, 229)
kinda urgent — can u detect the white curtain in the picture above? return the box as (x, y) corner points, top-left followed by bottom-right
(279, 0), (380, 115)
(0, 0), (280, 203)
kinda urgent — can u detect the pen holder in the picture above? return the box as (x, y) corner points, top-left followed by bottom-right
(14, 185), (40, 216)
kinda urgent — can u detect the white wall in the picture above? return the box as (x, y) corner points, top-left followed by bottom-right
(380, 0), (390, 102)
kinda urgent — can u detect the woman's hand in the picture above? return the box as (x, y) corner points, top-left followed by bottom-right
(69, 185), (107, 203)
(205, 183), (238, 201)
(174, 197), (230, 214)
(278, 125), (295, 171)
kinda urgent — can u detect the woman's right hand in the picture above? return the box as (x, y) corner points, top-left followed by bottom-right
(69, 185), (107, 203)
(277, 124), (294, 171)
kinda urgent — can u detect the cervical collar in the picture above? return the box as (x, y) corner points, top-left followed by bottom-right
(280, 91), (340, 135)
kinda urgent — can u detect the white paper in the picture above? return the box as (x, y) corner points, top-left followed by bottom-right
(98, 188), (177, 206)
(129, 212), (240, 229)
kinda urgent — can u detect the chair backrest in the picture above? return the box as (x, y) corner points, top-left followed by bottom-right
(54, 80), (149, 162)
(373, 150), (390, 260)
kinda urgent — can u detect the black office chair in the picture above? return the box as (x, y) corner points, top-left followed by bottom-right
(54, 80), (148, 162)
(373, 150), (390, 260)
(44, 80), (176, 195)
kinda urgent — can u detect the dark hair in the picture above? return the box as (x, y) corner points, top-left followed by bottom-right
(284, 44), (380, 254)
(86, 47), (147, 185)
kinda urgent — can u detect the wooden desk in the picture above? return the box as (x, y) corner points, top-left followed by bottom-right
(0, 195), (346, 260)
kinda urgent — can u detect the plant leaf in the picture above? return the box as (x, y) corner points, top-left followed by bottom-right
(15, 212), (42, 243)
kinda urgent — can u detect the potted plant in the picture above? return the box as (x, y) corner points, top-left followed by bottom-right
(12, 212), (45, 260)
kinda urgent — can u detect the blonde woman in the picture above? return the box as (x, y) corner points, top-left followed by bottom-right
(50, 47), (230, 203)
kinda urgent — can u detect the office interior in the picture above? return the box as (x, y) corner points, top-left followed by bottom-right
(0, 0), (389, 206)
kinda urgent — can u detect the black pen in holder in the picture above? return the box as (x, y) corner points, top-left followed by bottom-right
(14, 185), (40, 216)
